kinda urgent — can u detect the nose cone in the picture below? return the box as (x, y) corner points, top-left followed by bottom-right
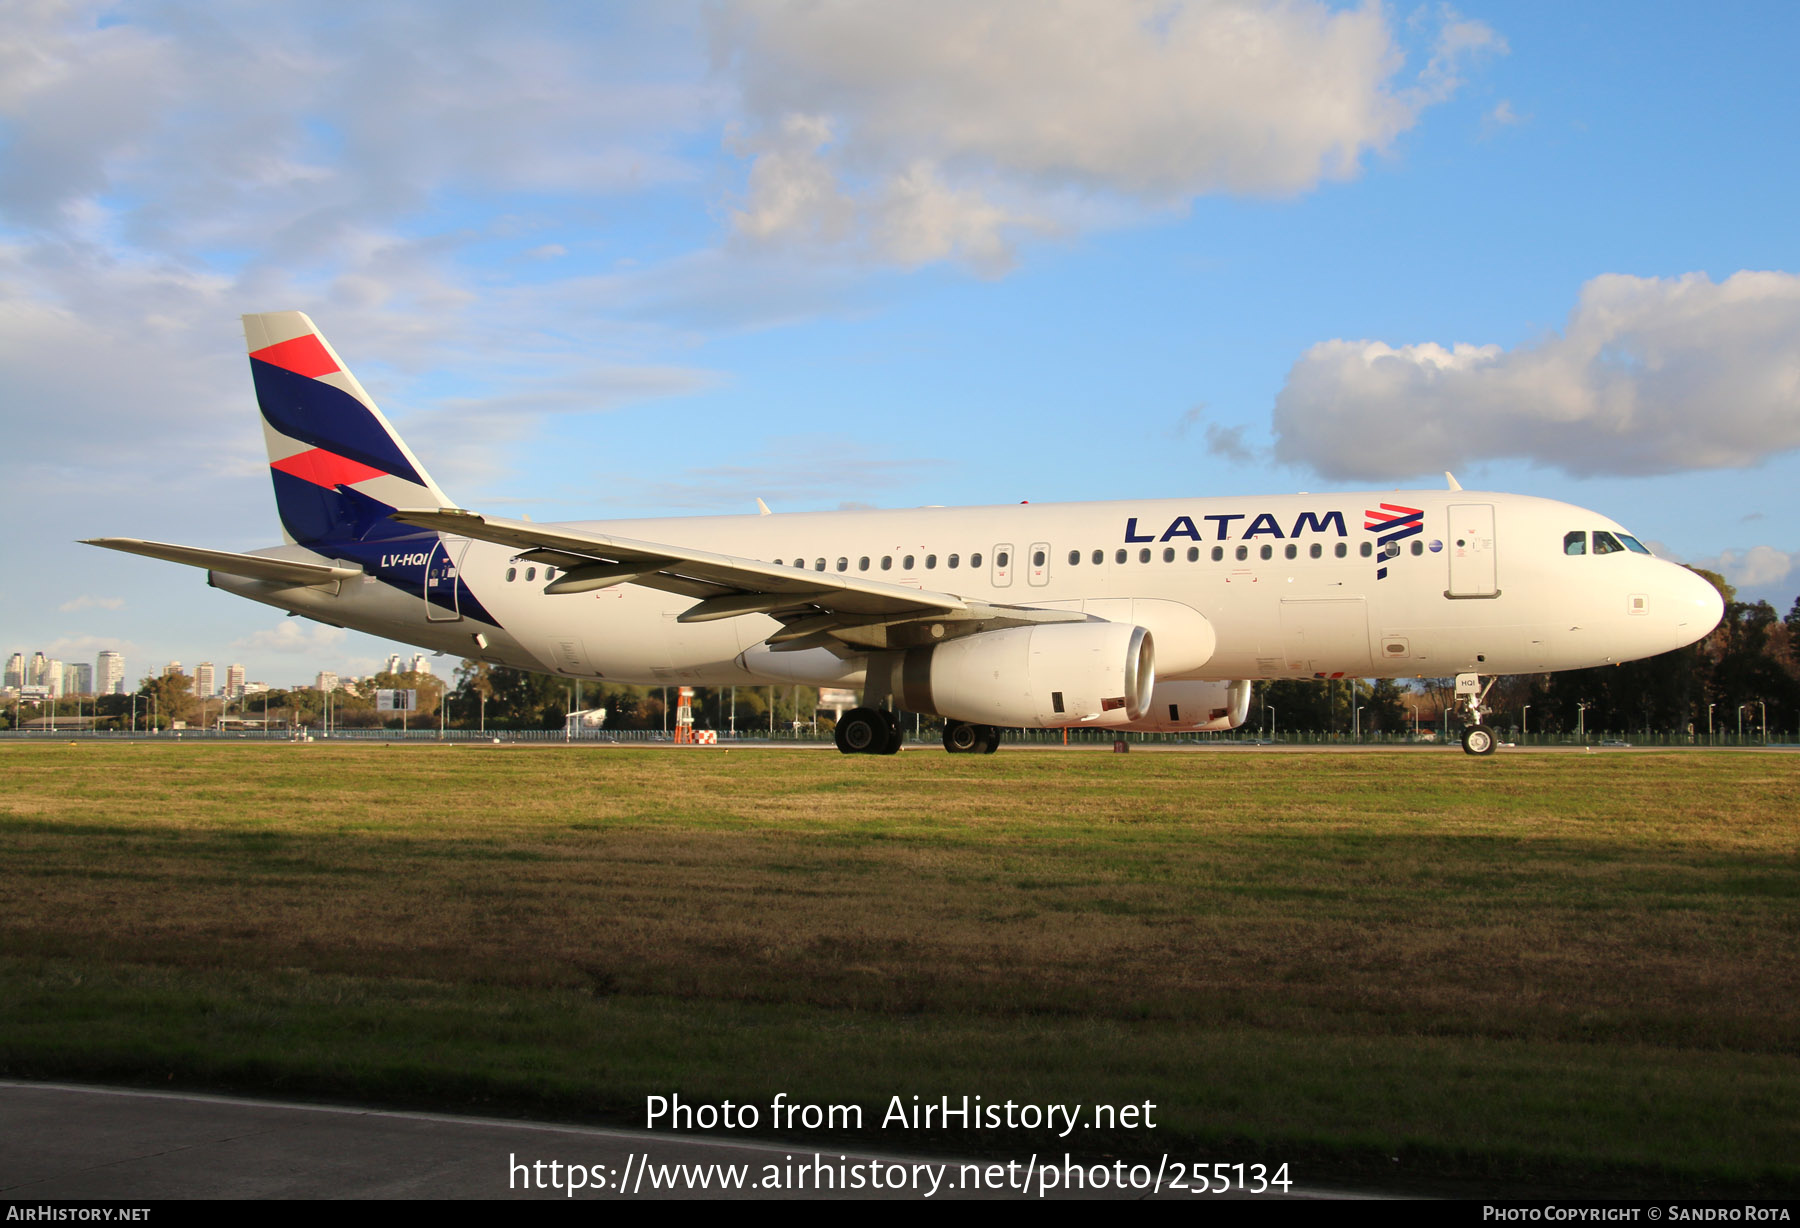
(1668, 565), (1725, 649)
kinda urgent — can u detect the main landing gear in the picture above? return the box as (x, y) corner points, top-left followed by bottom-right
(1456, 672), (1498, 757)
(942, 719), (1001, 755)
(834, 707), (903, 755)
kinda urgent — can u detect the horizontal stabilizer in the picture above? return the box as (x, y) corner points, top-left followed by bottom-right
(82, 538), (362, 587)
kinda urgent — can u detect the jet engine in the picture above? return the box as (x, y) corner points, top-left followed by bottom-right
(1115, 679), (1252, 732)
(875, 622), (1154, 728)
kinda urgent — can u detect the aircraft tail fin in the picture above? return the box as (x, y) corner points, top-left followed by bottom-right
(244, 312), (453, 546)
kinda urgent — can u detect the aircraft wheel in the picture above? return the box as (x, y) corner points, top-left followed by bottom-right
(980, 726), (1002, 754)
(880, 710), (904, 755)
(835, 708), (886, 755)
(943, 720), (982, 754)
(1461, 725), (1498, 756)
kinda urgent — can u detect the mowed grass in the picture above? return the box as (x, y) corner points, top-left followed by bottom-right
(2, 742), (1796, 1194)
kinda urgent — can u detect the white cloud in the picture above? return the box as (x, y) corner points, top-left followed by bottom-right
(1683, 546), (1798, 595)
(715, 0), (1499, 268)
(231, 622), (348, 656)
(1271, 271), (1800, 480)
(57, 595), (124, 613)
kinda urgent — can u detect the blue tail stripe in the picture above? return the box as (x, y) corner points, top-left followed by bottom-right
(252, 359), (424, 485)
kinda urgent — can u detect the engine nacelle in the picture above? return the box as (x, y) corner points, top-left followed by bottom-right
(1115, 679), (1252, 732)
(877, 622), (1155, 729)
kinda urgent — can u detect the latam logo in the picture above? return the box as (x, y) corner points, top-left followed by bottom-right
(1364, 503), (1424, 580)
(381, 552), (434, 568)
(1123, 510), (1347, 543)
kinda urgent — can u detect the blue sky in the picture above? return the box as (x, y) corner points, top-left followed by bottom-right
(4, 1), (1796, 688)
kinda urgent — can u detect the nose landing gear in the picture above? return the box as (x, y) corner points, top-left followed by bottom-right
(1456, 672), (1498, 756)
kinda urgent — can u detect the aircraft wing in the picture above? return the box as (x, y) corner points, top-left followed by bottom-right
(83, 538), (362, 587)
(389, 507), (1083, 652)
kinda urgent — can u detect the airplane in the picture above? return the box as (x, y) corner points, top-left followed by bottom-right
(85, 312), (1725, 756)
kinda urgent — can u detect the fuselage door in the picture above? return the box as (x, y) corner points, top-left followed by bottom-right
(1446, 504), (1499, 598)
(992, 544), (1015, 588)
(424, 536), (470, 621)
(1027, 542), (1050, 587)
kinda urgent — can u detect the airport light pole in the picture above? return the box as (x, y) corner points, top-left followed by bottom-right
(1266, 705), (1276, 740)
(1408, 703), (1418, 738)
(1738, 704), (1746, 741)
(1757, 701), (1767, 741)
(1354, 704), (1364, 742)
(1577, 701), (1589, 742)
(1708, 703), (1715, 740)
(1522, 705), (1530, 737)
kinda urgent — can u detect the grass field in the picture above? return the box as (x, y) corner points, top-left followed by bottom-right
(2, 742), (1796, 1195)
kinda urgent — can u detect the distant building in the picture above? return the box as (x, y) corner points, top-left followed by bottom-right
(47, 660), (64, 699)
(385, 653), (402, 675)
(4, 654), (22, 689)
(409, 653), (432, 677)
(97, 651), (124, 695)
(225, 663), (245, 699)
(64, 663), (93, 695)
(30, 652), (48, 687)
(164, 661), (181, 677)
(315, 670), (340, 693)
(194, 662), (215, 698)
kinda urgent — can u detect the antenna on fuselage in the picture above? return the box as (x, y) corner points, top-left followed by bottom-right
(1445, 472), (1463, 491)
(756, 498), (772, 515)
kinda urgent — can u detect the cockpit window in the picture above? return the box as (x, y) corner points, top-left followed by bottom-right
(1593, 531), (1625, 555)
(1619, 535), (1652, 555)
(1564, 531), (1586, 556)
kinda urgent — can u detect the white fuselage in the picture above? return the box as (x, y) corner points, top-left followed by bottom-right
(217, 489), (1723, 692)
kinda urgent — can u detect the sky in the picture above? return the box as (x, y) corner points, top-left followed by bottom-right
(4, 0), (1798, 689)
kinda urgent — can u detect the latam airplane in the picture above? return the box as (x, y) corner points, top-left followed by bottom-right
(87, 312), (1724, 756)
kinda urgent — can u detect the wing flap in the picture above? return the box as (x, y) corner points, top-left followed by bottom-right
(390, 508), (970, 618)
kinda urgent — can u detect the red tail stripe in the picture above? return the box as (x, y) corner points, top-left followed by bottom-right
(250, 334), (339, 379)
(271, 448), (387, 489)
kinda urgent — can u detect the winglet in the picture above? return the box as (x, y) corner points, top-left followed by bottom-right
(756, 498), (772, 516)
(1445, 471), (1463, 491)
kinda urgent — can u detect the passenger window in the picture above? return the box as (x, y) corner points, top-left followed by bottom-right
(506, 567), (516, 582)
(1284, 544), (1297, 560)
(948, 554), (960, 569)
(1033, 550), (1045, 567)
(1359, 542), (1372, 558)
(1092, 550), (1103, 565)
(1211, 546), (1224, 562)
(881, 556), (892, 570)
(1565, 531), (1586, 556)
(1068, 550), (1080, 566)
(1309, 543), (1322, 559)
(835, 557), (847, 572)
(546, 568), (556, 580)
(1260, 544), (1273, 561)
(971, 553), (982, 568)
(997, 551), (1010, 568)
(815, 558), (826, 571)
(1411, 541), (1423, 555)
(858, 556), (869, 571)
(926, 554), (937, 569)
(1115, 549), (1127, 564)
(1335, 543), (1347, 558)
(1162, 547), (1174, 563)
(1593, 531), (1624, 555)
(1383, 542), (1400, 559)
(904, 555), (915, 570)
(1187, 546), (1199, 562)
(526, 567), (536, 581)
(1235, 545), (1248, 561)
(1138, 548), (1151, 563)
